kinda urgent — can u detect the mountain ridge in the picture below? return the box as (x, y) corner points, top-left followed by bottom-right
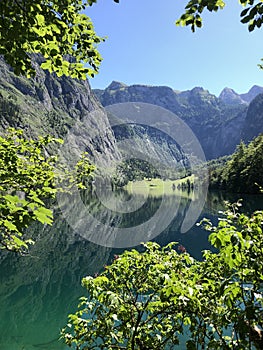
(219, 85), (263, 105)
(1, 56), (262, 167)
(93, 81), (257, 159)
(94, 81), (263, 104)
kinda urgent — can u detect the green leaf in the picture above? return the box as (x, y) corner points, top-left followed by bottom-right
(4, 220), (18, 231)
(12, 235), (28, 248)
(36, 14), (45, 26)
(33, 207), (53, 225)
(41, 61), (52, 71)
(241, 8), (250, 17)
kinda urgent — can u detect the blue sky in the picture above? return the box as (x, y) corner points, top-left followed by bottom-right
(86, 0), (263, 96)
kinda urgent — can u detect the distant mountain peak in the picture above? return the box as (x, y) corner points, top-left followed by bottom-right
(249, 84), (263, 92)
(220, 87), (237, 94)
(219, 87), (246, 105)
(191, 86), (205, 93)
(240, 85), (263, 103)
(219, 85), (263, 105)
(107, 81), (127, 90)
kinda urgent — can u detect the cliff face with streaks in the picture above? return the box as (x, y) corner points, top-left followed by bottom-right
(0, 57), (120, 169)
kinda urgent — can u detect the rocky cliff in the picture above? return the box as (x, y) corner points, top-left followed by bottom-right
(0, 57), (120, 169)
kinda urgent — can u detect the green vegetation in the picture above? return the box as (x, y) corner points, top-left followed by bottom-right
(0, 128), (94, 253)
(1, 2), (263, 348)
(178, 0), (263, 69)
(112, 159), (162, 187)
(209, 134), (263, 193)
(178, 0), (263, 34)
(112, 157), (191, 188)
(62, 202), (263, 349)
(0, 0), (117, 79)
(2, 0), (263, 81)
(0, 92), (20, 123)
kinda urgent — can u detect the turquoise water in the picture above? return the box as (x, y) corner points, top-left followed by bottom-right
(0, 190), (262, 349)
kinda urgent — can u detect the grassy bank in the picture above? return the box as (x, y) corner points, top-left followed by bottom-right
(124, 175), (195, 197)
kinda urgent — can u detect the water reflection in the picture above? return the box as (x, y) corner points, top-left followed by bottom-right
(0, 190), (262, 349)
(0, 217), (112, 350)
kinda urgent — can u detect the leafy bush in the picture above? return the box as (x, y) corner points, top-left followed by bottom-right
(62, 202), (263, 349)
(0, 128), (95, 253)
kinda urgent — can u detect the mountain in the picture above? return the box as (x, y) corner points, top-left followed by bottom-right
(240, 85), (263, 103)
(0, 59), (124, 346)
(1, 55), (262, 167)
(241, 93), (263, 142)
(219, 85), (263, 105)
(93, 82), (251, 159)
(219, 88), (246, 105)
(218, 85), (263, 146)
(0, 56), (120, 170)
(0, 58), (192, 184)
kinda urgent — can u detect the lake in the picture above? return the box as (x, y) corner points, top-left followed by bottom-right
(0, 189), (262, 349)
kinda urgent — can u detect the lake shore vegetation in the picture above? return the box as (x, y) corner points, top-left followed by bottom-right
(62, 202), (263, 350)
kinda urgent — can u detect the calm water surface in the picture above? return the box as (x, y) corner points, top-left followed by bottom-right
(0, 190), (262, 349)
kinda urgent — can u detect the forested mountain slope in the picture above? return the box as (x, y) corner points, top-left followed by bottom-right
(209, 134), (263, 194)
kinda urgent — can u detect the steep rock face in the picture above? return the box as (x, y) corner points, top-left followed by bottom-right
(94, 82), (248, 159)
(112, 123), (189, 175)
(241, 93), (263, 142)
(204, 108), (246, 157)
(0, 57), (120, 168)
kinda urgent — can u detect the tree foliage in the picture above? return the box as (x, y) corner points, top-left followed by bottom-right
(177, 0), (263, 68)
(0, 128), (95, 253)
(62, 202), (263, 349)
(177, 0), (263, 33)
(0, 0), (117, 79)
(2, 0), (263, 79)
(209, 134), (263, 193)
(112, 158), (161, 187)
